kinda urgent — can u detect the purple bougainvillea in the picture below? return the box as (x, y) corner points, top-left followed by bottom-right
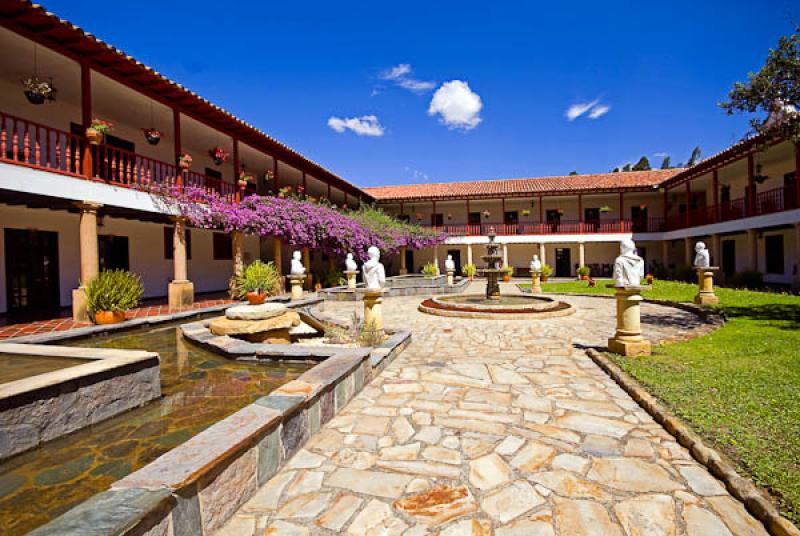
(155, 186), (445, 261)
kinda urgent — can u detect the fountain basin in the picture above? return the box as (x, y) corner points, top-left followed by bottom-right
(419, 294), (575, 319)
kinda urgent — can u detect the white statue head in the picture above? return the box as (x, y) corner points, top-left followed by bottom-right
(367, 246), (380, 263)
(447, 254), (453, 261)
(695, 241), (706, 253)
(346, 253), (354, 261)
(292, 250), (302, 262)
(620, 239), (636, 256)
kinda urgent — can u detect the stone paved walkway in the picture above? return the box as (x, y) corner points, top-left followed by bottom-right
(216, 284), (767, 535)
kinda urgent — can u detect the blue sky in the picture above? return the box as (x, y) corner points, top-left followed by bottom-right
(45, 0), (797, 187)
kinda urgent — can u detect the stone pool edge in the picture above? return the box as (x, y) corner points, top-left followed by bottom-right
(28, 327), (411, 536)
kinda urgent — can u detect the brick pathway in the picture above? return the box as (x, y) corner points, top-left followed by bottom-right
(216, 283), (767, 535)
(0, 298), (234, 340)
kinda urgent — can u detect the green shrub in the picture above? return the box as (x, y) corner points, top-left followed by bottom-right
(577, 265), (591, 277)
(671, 264), (697, 283)
(229, 260), (279, 299)
(728, 270), (764, 290)
(325, 269), (345, 288)
(541, 264), (553, 278)
(463, 263), (477, 277)
(502, 264), (513, 275)
(421, 262), (438, 277)
(86, 270), (144, 313)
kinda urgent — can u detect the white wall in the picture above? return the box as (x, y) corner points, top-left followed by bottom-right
(0, 205), (261, 313)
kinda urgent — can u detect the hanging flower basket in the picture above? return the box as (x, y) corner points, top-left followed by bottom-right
(599, 205), (612, 213)
(521, 209), (531, 217)
(238, 170), (254, 188)
(447, 213), (453, 220)
(141, 127), (163, 145)
(86, 118), (113, 145)
(639, 203), (647, 210)
(209, 146), (230, 166)
(22, 77), (57, 105)
(482, 210), (491, 219)
(178, 152), (193, 170)
(278, 186), (293, 198)
(556, 208), (564, 216)
(415, 212), (423, 221)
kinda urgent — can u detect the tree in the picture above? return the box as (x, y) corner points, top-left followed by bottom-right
(569, 170), (577, 176)
(687, 146), (702, 167)
(719, 27), (800, 141)
(622, 163), (632, 172)
(611, 167), (620, 173)
(632, 156), (651, 171)
(660, 156), (671, 169)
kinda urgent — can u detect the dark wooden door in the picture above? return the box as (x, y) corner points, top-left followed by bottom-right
(722, 240), (736, 277)
(555, 248), (571, 277)
(4, 229), (60, 321)
(631, 206), (648, 232)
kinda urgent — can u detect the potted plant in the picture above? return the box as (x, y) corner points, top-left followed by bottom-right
(141, 127), (163, 145)
(645, 272), (654, 285)
(209, 146), (230, 165)
(238, 170), (254, 188)
(22, 76), (57, 105)
(86, 118), (113, 145)
(421, 262), (438, 278)
(502, 264), (513, 282)
(482, 210), (491, 219)
(463, 263), (477, 281)
(86, 269), (144, 325)
(540, 263), (553, 282)
(178, 152), (193, 170)
(229, 260), (279, 304)
(577, 265), (591, 280)
(521, 209), (531, 217)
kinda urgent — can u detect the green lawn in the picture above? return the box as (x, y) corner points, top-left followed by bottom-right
(527, 279), (800, 524)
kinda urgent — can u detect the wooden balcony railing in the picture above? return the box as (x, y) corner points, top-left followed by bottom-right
(424, 220), (637, 236)
(664, 186), (798, 231)
(0, 111), (238, 201)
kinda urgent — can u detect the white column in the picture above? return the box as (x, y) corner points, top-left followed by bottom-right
(578, 242), (585, 267)
(72, 201), (101, 322)
(467, 244), (473, 265)
(502, 243), (508, 266)
(539, 243), (546, 266)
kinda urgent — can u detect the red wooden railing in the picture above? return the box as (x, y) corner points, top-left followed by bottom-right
(0, 111), (237, 201)
(424, 219), (636, 236)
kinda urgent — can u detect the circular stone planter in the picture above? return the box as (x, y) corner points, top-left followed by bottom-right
(418, 294), (575, 319)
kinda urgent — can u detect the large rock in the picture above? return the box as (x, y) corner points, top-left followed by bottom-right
(225, 303), (287, 320)
(209, 311), (300, 336)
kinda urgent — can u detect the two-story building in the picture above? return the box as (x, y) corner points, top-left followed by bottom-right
(0, 2), (372, 322)
(366, 135), (800, 287)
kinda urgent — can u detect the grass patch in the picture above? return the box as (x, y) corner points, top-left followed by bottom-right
(530, 279), (800, 524)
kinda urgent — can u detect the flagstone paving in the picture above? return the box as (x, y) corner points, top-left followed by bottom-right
(215, 284), (767, 535)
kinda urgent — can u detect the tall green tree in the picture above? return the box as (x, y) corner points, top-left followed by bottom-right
(660, 155), (672, 169)
(687, 146), (702, 167)
(622, 163), (632, 172)
(569, 170), (577, 176)
(719, 27), (800, 141)
(632, 156), (651, 171)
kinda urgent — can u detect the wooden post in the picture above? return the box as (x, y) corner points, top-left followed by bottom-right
(663, 186), (669, 228)
(795, 143), (800, 209)
(619, 191), (624, 229)
(685, 182), (692, 228)
(747, 153), (755, 216)
(80, 63), (93, 178)
(173, 109), (182, 188)
(432, 200), (438, 228)
(578, 193), (583, 232)
(539, 194), (544, 224)
(273, 158), (279, 192)
(712, 169), (720, 222)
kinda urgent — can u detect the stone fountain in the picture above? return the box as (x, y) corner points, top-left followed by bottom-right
(478, 227), (503, 300)
(418, 226), (575, 319)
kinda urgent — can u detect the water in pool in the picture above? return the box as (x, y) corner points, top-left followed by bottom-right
(0, 320), (310, 535)
(0, 354), (89, 384)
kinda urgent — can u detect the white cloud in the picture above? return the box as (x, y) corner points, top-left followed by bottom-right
(405, 167), (429, 182)
(428, 80), (483, 131)
(565, 99), (598, 121)
(379, 63), (436, 93)
(327, 115), (385, 137)
(588, 104), (610, 119)
(653, 152), (669, 158)
(565, 99), (610, 121)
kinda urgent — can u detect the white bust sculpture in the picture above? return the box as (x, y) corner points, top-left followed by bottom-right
(530, 254), (542, 273)
(362, 246), (386, 290)
(613, 239), (645, 287)
(345, 253), (357, 272)
(444, 255), (455, 272)
(694, 241), (710, 268)
(290, 250), (305, 276)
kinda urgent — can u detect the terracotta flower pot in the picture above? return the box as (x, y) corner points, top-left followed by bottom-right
(581, 275), (589, 281)
(86, 127), (103, 145)
(503, 274), (511, 282)
(95, 310), (125, 325)
(246, 291), (267, 305)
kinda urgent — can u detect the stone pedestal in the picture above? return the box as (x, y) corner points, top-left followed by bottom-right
(530, 271), (542, 294)
(363, 289), (385, 335)
(289, 275), (305, 301)
(694, 266), (720, 306)
(345, 270), (358, 290)
(446, 270), (455, 286)
(608, 285), (651, 357)
(72, 287), (90, 323)
(168, 280), (195, 310)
